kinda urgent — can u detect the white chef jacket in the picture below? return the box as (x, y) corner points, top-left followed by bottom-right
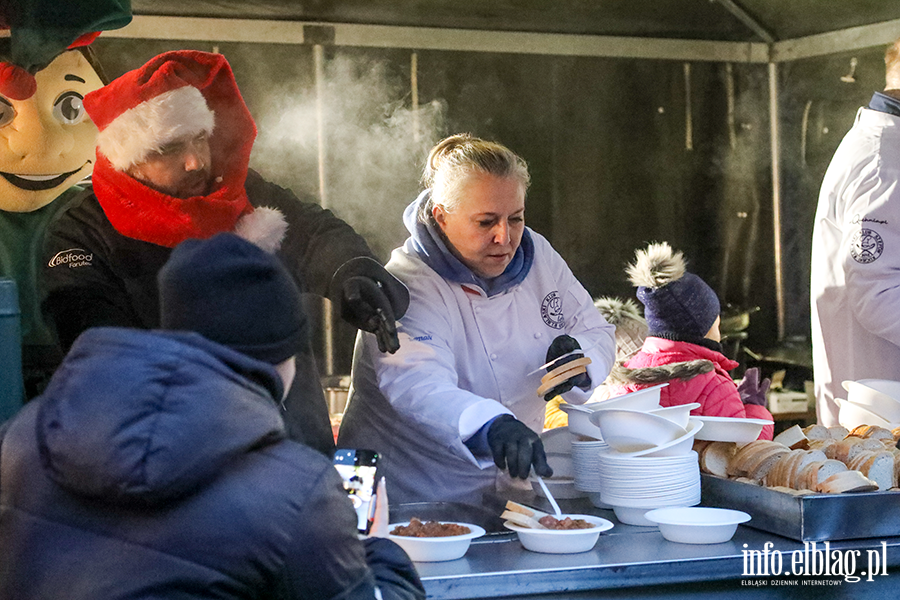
(338, 229), (615, 505)
(811, 107), (900, 426)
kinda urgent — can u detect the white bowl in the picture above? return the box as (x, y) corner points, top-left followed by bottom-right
(842, 380), (900, 423)
(589, 409), (686, 453)
(558, 404), (604, 440)
(504, 514), (613, 553)
(545, 452), (574, 479)
(388, 522), (485, 562)
(836, 398), (898, 430)
(615, 418), (704, 457)
(649, 403), (701, 428)
(644, 507), (751, 544)
(530, 476), (584, 499)
(693, 416), (772, 443)
(588, 383), (668, 411)
(612, 505), (656, 526)
(540, 426), (576, 453)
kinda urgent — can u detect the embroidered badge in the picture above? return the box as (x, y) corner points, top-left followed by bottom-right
(850, 228), (884, 264)
(47, 248), (93, 269)
(541, 291), (566, 329)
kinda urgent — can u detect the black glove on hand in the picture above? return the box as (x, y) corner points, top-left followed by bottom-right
(737, 367), (771, 407)
(487, 415), (553, 479)
(543, 334), (592, 400)
(332, 257), (410, 354)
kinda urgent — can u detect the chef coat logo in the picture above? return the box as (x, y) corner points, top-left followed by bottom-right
(48, 248), (93, 269)
(541, 291), (566, 329)
(850, 229), (883, 264)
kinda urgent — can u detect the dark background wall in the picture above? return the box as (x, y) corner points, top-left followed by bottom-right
(91, 36), (888, 377)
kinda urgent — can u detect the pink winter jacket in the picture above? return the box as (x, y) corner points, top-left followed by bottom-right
(607, 337), (774, 440)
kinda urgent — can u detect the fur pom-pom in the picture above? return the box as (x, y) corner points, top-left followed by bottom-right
(593, 297), (644, 327)
(234, 207), (288, 253)
(626, 242), (685, 289)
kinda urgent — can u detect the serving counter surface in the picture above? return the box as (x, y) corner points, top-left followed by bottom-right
(408, 494), (900, 599)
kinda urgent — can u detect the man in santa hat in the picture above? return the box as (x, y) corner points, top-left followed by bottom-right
(40, 50), (409, 456)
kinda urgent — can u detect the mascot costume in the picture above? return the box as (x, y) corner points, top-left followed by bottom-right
(0, 1), (131, 403)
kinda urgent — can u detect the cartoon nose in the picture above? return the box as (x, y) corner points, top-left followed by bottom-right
(6, 103), (74, 159)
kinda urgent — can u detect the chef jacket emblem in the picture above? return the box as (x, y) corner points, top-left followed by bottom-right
(850, 228), (884, 264)
(541, 290), (566, 329)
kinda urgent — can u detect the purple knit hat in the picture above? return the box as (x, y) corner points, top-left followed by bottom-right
(627, 242), (720, 341)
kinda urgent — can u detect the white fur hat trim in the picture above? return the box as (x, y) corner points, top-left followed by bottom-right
(234, 207), (288, 254)
(97, 86), (216, 171)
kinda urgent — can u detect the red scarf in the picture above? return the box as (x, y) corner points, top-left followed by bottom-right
(91, 51), (257, 248)
(92, 155), (252, 248)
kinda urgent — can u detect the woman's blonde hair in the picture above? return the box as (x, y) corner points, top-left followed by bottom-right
(419, 133), (530, 222)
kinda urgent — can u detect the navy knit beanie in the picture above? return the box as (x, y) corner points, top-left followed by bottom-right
(626, 242), (720, 341)
(159, 232), (306, 364)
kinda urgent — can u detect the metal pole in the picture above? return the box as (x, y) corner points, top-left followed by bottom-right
(411, 51), (420, 142)
(768, 60), (785, 341)
(314, 44), (335, 375)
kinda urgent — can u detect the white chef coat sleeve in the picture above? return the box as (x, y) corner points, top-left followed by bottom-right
(842, 157), (900, 347)
(366, 314), (510, 468)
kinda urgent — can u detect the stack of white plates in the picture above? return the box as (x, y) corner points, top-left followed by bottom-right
(571, 438), (609, 493)
(597, 450), (701, 525)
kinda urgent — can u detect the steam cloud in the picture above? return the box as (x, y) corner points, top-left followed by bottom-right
(252, 53), (446, 260)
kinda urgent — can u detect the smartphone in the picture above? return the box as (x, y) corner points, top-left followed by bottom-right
(333, 448), (380, 534)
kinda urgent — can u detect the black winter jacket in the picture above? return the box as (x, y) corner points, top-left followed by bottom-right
(40, 170), (377, 455)
(0, 328), (424, 600)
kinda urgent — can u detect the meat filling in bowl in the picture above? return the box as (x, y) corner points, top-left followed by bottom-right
(538, 515), (595, 530)
(391, 517), (473, 537)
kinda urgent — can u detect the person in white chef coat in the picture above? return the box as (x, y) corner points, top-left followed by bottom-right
(338, 134), (615, 505)
(811, 37), (900, 427)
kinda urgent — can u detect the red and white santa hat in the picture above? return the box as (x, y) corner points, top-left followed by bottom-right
(85, 52), (222, 172)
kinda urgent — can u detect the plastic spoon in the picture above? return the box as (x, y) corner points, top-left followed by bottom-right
(536, 476), (562, 518)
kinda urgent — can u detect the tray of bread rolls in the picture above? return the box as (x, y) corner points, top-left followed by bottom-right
(697, 424), (900, 541)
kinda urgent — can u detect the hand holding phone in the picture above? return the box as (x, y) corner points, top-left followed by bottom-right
(333, 449), (379, 535)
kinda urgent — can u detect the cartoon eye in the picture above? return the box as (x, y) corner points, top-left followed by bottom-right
(0, 99), (15, 127)
(52, 91), (86, 125)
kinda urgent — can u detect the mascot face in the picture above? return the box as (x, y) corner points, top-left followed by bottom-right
(0, 50), (103, 212)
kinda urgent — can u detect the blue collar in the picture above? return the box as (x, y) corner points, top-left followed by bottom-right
(868, 92), (900, 117)
(402, 190), (534, 297)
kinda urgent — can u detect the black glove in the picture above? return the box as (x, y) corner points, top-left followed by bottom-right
(542, 334), (592, 400)
(737, 367), (770, 407)
(486, 415), (553, 479)
(332, 257), (410, 354)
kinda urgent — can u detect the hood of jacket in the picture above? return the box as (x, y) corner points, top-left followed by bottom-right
(401, 189), (534, 297)
(36, 328), (286, 506)
(612, 336), (736, 386)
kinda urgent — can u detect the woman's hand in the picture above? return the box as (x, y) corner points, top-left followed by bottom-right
(542, 334), (592, 400)
(487, 415), (553, 479)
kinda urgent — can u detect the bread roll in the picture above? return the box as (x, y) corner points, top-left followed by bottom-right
(699, 441), (736, 478)
(774, 424), (808, 450)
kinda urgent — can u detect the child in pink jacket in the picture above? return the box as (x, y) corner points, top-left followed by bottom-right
(607, 242), (774, 440)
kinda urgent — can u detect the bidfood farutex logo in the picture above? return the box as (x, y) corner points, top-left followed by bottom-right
(48, 248), (93, 269)
(741, 541), (889, 586)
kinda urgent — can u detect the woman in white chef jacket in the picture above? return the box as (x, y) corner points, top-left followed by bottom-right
(338, 134), (615, 505)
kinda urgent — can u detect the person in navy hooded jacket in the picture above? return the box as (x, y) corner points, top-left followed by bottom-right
(0, 232), (424, 600)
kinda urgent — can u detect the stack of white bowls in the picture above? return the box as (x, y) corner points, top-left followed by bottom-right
(587, 397), (705, 527)
(571, 437), (611, 507)
(839, 379), (900, 429)
(596, 449), (701, 526)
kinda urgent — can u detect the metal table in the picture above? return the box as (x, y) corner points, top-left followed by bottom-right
(409, 495), (900, 599)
